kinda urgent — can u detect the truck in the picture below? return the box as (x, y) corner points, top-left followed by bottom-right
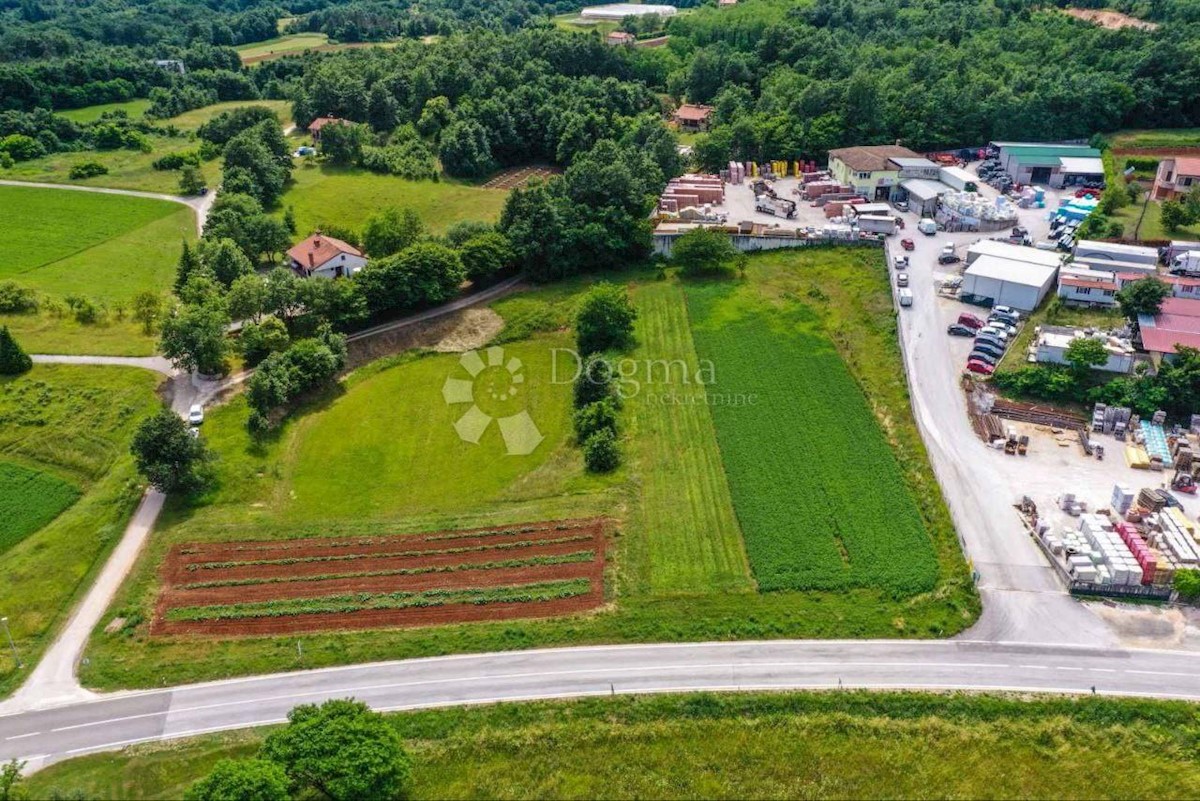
(856, 214), (897, 235)
(1170, 250), (1200, 277)
(755, 194), (797, 219)
(898, 288), (914, 307)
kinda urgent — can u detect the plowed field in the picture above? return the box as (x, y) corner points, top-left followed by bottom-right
(153, 519), (606, 636)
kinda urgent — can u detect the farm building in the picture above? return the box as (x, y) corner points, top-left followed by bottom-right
(580, 3), (678, 20)
(605, 30), (635, 45)
(674, 104), (714, 132)
(307, 116), (349, 142)
(1057, 265), (1119, 307)
(1137, 297), (1200, 366)
(827, 145), (922, 201)
(1035, 327), (1136, 373)
(287, 232), (367, 279)
(961, 254), (1059, 311)
(1152, 157), (1200, 201)
(989, 142), (1103, 188)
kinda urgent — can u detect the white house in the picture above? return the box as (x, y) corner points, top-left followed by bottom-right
(1035, 326), (1136, 374)
(1057, 266), (1118, 308)
(287, 233), (367, 279)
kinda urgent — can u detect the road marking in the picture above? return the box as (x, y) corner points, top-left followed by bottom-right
(1054, 666), (1084, 672)
(1018, 665), (1049, 670)
(3, 731), (40, 740)
(1124, 669), (1194, 678)
(1088, 668), (1117, 673)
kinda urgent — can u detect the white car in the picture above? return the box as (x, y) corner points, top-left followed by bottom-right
(188, 404), (204, 426)
(987, 320), (1018, 337)
(977, 326), (1009, 343)
(992, 305), (1020, 320)
(896, 272), (910, 287)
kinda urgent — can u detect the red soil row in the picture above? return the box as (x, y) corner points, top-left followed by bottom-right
(152, 519), (606, 637)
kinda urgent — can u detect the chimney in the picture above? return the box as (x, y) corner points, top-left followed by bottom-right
(308, 250), (315, 272)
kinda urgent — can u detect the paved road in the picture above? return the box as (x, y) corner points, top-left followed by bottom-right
(4, 638), (1200, 769)
(30, 355), (173, 376)
(345, 274), (524, 342)
(0, 179), (213, 237)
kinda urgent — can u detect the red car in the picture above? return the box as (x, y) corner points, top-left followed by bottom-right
(966, 358), (995, 376)
(957, 312), (985, 330)
(901, 238), (915, 251)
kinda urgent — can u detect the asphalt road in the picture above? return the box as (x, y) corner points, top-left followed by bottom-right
(5, 639), (1200, 769)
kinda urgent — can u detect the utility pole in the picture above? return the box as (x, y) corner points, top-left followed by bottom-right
(1, 617), (21, 669)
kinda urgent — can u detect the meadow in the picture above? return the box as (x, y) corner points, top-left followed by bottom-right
(27, 692), (1200, 800)
(280, 162), (509, 238)
(57, 99), (151, 124)
(0, 100), (291, 194)
(685, 281), (939, 593)
(78, 249), (976, 691)
(0, 365), (162, 698)
(0, 461), (79, 555)
(236, 33), (329, 62)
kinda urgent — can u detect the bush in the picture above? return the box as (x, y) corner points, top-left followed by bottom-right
(0, 281), (37, 314)
(152, 150), (201, 171)
(574, 354), (616, 407)
(68, 160), (108, 179)
(575, 282), (637, 355)
(0, 327), (32, 375)
(65, 295), (101, 324)
(672, 226), (738, 277)
(574, 398), (619, 442)
(583, 427), (620, 473)
(1124, 156), (1159, 173)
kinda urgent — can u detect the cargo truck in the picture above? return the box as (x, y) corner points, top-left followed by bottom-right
(1170, 250), (1200, 277)
(755, 194), (797, 219)
(856, 214), (897, 235)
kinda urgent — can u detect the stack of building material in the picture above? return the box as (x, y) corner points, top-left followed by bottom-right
(1092, 403), (1106, 433)
(1079, 514), (1144, 586)
(1125, 445), (1151, 470)
(1138, 487), (1167, 511)
(1150, 510), (1200, 566)
(1173, 436), (1194, 471)
(1058, 493), (1085, 516)
(1115, 521), (1167, 586)
(727, 161), (745, 185)
(1103, 405), (1132, 435)
(1111, 484), (1135, 516)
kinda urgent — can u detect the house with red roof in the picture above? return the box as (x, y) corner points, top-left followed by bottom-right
(673, 104), (714, 133)
(1137, 296), (1200, 366)
(1152, 156), (1200, 201)
(307, 116), (349, 143)
(287, 232), (367, 279)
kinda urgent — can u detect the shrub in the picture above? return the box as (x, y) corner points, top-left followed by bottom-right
(0, 281), (37, 314)
(152, 150), (201, 171)
(583, 428), (620, 473)
(574, 398), (619, 442)
(1124, 156), (1159, 173)
(575, 282), (637, 355)
(573, 354), (617, 407)
(68, 160), (108, 179)
(0, 327), (32, 375)
(673, 226), (738, 277)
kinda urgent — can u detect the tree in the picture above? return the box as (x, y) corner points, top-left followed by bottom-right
(179, 165), (206, 196)
(458, 232), (514, 283)
(362, 207), (424, 258)
(1116, 277), (1172, 323)
(438, 119), (494, 178)
(130, 408), (212, 494)
(575, 282), (636, 355)
(671, 227), (737, 277)
(184, 759), (289, 801)
(199, 237), (254, 288)
(175, 240), (205, 294)
(319, 121), (370, 166)
(1161, 200), (1192, 233)
(583, 427), (620, 473)
(1065, 336), (1109, 373)
(282, 206), (297, 235)
(131, 291), (164, 335)
(239, 316), (290, 366)
(574, 398), (618, 441)
(261, 699), (411, 801)
(160, 302), (231, 375)
(574, 354), (616, 407)
(0, 760), (25, 801)
(0, 327), (32, 375)
(356, 242), (464, 315)
(227, 273), (268, 322)
(1176, 569), (1200, 602)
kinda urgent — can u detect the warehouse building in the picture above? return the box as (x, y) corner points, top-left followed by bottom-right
(990, 142), (1103, 188)
(966, 239), (1065, 270)
(961, 253), (1059, 311)
(900, 178), (951, 216)
(581, 3), (678, 20)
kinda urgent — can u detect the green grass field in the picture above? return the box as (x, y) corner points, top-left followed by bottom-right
(26, 692), (1200, 800)
(57, 99), (151, 124)
(0, 101), (291, 194)
(1114, 195), (1200, 242)
(685, 280), (938, 593)
(1112, 128), (1200, 149)
(0, 313), (158, 357)
(0, 365), (162, 698)
(280, 162), (509, 237)
(236, 33), (329, 61)
(80, 248), (975, 692)
(0, 461), (79, 555)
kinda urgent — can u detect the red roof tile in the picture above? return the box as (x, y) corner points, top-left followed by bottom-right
(1141, 327), (1200, 355)
(1061, 276), (1117, 291)
(1160, 297), (1200, 317)
(308, 117), (347, 132)
(287, 233), (362, 269)
(675, 104), (713, 122)
(1171, 157), (1200, 177)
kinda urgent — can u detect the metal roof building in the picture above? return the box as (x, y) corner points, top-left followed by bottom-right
(961, 254), (1059, 312)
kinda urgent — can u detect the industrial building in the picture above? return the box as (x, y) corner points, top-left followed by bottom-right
(989, 142), (1104, 188)
(1137, 297), (1200, 366)
(826, 145), (921, 201)
(1057, 265), (1119, 307)
(580, 3), (678, 20)
(1035, 326), (1136, 373)
(1074, 239), (1159, 267)
(961, 241), (1062, 311)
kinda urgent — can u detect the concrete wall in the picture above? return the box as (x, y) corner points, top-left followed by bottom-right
(652, 232), (883, 258)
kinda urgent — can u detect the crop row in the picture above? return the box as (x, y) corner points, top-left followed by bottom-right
(164, 579), (594, 622)
(177, 550), (597, 590)
(685, 286), (939, 595)
(184, 534), (597, 572)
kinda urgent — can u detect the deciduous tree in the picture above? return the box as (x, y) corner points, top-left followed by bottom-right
(130, 408), (213, 494)
(575, 282), (636, 355)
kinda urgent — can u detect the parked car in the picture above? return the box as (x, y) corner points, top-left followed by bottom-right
(937, 246), (960, 265)
(896, 272), (909, 287)
(969, 349), (1000, 366)
(966, 358), (995, 376)
(898, 288), (914, 307)
(188, 404), (204, 426)
(893, 255), (910, 269)
(989, 309), (1018, 324)
(947, 324), (975, 337)
(992, 306), (1020, 320)
(957, 312), (985, 329)
(893, 200), (909, 212)
(973, 340), (1005, 357)
(977, 326), (1009, 342)
(987, 320), (1017, 336)
(901, 238), (915, 251)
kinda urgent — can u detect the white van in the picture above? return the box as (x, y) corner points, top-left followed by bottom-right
(917, 218), (937, 236)
(898, 288), (914, 307)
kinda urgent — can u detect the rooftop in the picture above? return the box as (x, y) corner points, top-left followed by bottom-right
(964, 254), (1058, 288)
(889, 157), (940, 169)
(901, 178), (950, 201)
(674, 104), (714, 122)
(1060, 275), (1118, 291)
(968, 239), (1064, 269)
(1058, 156), (1105, 175)
(1166, 157), (1200, 177)
(828, 145), (919, 173)
(308, 116), (347, 132)
(581, 4), (678, 18)
(1139, 297), (1200, 354)
(1075, 239), (1159, 261)
(287, 233), (363, 267)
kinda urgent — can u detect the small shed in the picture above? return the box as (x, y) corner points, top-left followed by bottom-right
(898, 178), (949, 216)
